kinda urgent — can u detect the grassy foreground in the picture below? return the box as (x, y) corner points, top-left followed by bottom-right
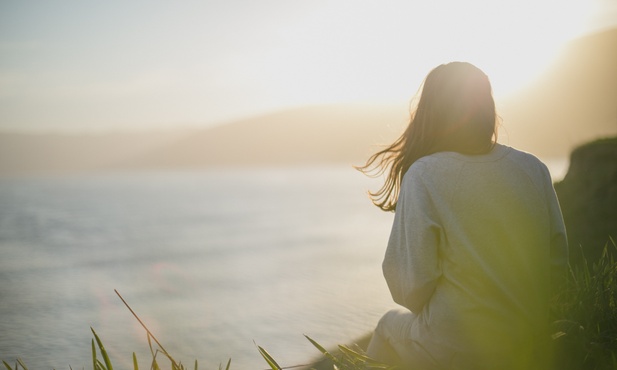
(550, 241), (617, 370)
(3, 241), (617, 370)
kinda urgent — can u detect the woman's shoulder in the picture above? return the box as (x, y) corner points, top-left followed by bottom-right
(407, 143), (552, 182)
(502, 144), (542, 162)
(409, 143), (508, 172)
(404, 151), (464, 186)
(417, 143), (546, 167)
(500, 145), (552, 176)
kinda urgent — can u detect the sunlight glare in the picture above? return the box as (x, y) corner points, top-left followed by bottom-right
(421, 0), (592, 98)
(256, 0), (594, 110)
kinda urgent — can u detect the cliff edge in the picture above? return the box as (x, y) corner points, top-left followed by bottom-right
(554, 136), (617, 265)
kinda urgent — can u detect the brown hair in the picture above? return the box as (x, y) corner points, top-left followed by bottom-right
(358, 62), (498, 212)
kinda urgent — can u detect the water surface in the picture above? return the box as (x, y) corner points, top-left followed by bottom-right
(0, 166), (395, 369)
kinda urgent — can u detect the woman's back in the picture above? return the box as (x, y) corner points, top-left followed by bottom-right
(382, 144), (568, 368)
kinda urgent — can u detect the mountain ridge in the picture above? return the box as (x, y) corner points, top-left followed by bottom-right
(1, 28), (616, 175)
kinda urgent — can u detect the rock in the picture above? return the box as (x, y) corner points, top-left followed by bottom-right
(554, 137), (617, 266)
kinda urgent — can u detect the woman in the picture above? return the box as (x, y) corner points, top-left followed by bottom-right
(360, 62), (568, 370)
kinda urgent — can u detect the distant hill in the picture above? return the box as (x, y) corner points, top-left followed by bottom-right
(127, 27), (617, 169)
(0, 104), (407, 175)
(1, 28), (616, 175)
(120, 104), (407, 169)
(500, 28), (617, 157)
(0, 131), (187, 175)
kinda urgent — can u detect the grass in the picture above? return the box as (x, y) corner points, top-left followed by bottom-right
(3, 241), (617, 370)
(550, 239), (617, 370)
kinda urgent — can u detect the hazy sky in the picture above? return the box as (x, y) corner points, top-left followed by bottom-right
(1, 0), (616, 132)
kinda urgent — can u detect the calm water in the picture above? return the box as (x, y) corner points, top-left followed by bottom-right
(0, 158), (568, 369)
(0, 166), (397, 369)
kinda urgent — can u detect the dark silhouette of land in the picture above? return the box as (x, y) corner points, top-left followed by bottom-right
(1, 28), (616, 176)
(555, 137), (617, 265)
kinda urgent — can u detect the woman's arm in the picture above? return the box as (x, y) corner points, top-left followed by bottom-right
(382, 165), (443, 313)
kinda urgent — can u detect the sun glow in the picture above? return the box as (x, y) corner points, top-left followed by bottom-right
(0, 0), (605, 131)
(249, 0), (597, 115)
(463, 1), (593, 98)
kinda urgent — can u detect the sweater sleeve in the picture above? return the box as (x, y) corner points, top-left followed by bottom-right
(383, 164), (443, 313)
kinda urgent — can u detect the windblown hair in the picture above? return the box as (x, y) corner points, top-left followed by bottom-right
(358, 62), (498, 212)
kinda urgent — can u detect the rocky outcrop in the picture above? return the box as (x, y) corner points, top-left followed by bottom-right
(554, 137), (617, 266)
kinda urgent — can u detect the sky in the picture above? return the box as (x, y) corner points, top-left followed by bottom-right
(1, 0), (616, 133)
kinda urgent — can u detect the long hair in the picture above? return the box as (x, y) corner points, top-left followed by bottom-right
(358, 62), (498, 212)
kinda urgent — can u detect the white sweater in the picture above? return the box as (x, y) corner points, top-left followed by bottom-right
(383, 143), (568, 368)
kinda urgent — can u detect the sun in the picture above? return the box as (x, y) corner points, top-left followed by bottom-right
(265, 0), (597, 109)
(353, 0), (596, 102)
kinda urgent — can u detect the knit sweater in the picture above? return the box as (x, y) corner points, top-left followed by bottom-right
(383, 143), (568, 369)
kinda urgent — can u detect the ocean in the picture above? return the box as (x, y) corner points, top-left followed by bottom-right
(0, 166), (396, 369)
(0, 158), (569, 369)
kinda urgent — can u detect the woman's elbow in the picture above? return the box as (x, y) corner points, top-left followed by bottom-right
(400, 282), (436, 313)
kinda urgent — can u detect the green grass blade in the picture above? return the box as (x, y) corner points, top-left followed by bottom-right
(218, 359), (231, 370)
(2, 361), (13, 370)
(91, 339), (97, 370)
(95, 359), (106, 370)
(304, 335), (337, 362)
(256, 345), (282, 370)
(150, 350), (161, 370)
(338, 345), (375, 363)
(132, 353), (138, 370)
(91, 328), (113, 370)
(147, 334), (155, 357)
(15, 359), (27, 370)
